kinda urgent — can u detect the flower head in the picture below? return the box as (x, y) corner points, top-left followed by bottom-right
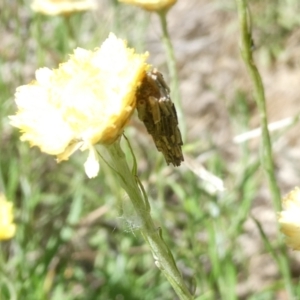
(10, 33), (150, 178)
(278, 187), (300, 250)
(31, 0), (98, 15)
(0, 194), (16, 241)
(118, 0), (177, 12)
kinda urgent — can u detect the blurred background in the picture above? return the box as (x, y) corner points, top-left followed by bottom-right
(1, 0), (300, 299)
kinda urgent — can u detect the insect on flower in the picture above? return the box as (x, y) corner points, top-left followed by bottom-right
(136, 69), (184, 166)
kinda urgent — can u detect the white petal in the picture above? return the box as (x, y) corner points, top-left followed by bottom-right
(35, 68), (53, 86)
(84, 147), (100, 178)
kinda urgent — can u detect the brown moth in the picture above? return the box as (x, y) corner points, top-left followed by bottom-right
(136, 68), (184, 166)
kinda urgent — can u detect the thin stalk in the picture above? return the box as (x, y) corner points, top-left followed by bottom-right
(157, 10), (186, 141)
(104, 141), (193, 300)
(235, 0), (280, 209)
(235, 0), (295, 297)
(63, 15), (76, 50)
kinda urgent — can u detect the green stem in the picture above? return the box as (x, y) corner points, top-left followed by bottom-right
(157, 10), (186, 141)
(62, 15), (77, 52)
(235, 0), (280, 209)
(104, 141), (193, 300)
(235, 0), (294, 297)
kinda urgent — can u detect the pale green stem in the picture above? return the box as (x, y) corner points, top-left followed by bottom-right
(157, 10), (186, 141)
(235, 0), (280, 209)
(104, 141), (193, 300)
(235, 0), (294, 297)
(63, 15), (76, 50)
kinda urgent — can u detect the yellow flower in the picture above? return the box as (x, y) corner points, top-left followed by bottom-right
(31, 0), (98, 15)
(10, 33), (150, 178)
(278, 187), (300, 250)
(0, 194), (16, 241)
(118, 0), (177, 12)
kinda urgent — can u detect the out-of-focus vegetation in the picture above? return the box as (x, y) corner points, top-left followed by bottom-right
(1, 0), (300, 299)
